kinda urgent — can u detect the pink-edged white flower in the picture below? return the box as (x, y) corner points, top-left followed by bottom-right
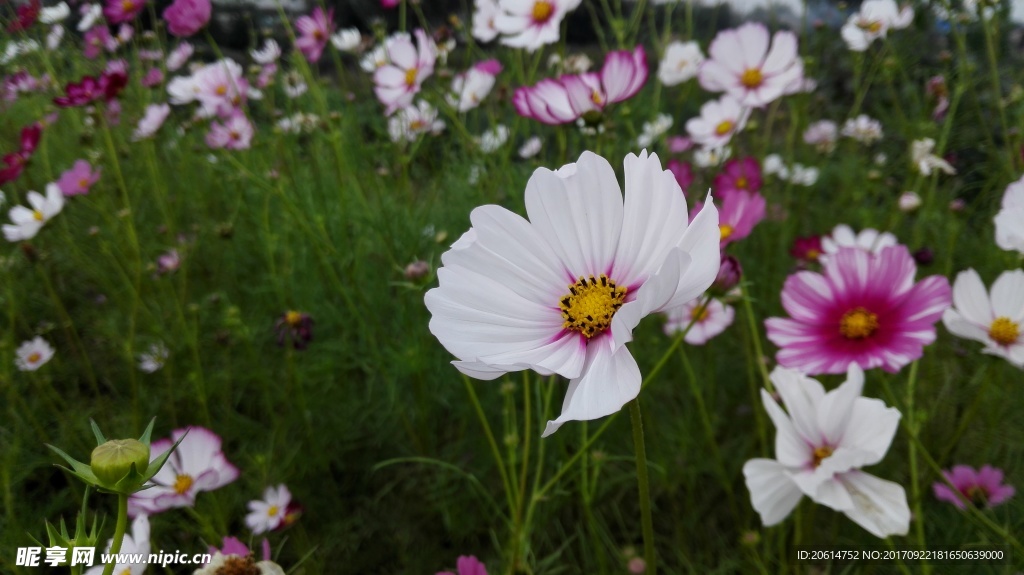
(472, 0), (500, 43)
(996, 176), (1024, 254)
(934, 465), (1015, 509)
(3, 183), (64, 242)
(424, 151), (721, 436)
(448, 60), (502, 112)
(942, 269), (1024, 368)
(514, 46), (647, 125)
(494, 0), (582, 51)
(128, 426), (239, 516)
(84, 515), (150, 575)
(699, 22), (804, 108)
(373, 30), (436, 115)
(658, 40), (704, 87)
(360, 44), (388, 72)
(911, 138), (955, 176)
(250, 39), (280, 64)
(898, 191), (921, 212)
(663, 297), (735, 344)
(15, 336), (55, 371)
(294, 7), (334, 63)
(167, 42), (194, 71)
(206, 110), (254, 150)
(388, 100), (445, 142)
(803, 120), (837, 153)
(192, 58), (248, 118)
(133, 103), (171, 141)
(765, 245), (951, 375)
(841, 0), (913, 52)
(685, 94), (750, 150)
(519, 135), (542, 158)
(246, 485), (292, 534)
(820, 224), (897, 262)
(841, 114), (883, 144)
(743, 365), (910, 538)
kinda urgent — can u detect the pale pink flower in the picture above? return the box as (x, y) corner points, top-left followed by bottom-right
(663, 297), (735, 344)
(699, 22), (804, 108)
(373, 30), (436, 115)
(133, 103), (171, 141)
(167, 42), (194, 71)
(142, 67), (164, 88)
(56, 159), (101, 196)
(206, 110), (254, 150)
(295, 7), (334, 63)
(685, 94), (750, 149)
(494, 0), (581, 51)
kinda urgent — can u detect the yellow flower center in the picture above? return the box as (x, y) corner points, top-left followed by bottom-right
(285, 310), (303, 326)
(812, 445), (833, 468)
(736, 176), (748, 189)
(715, 120), (734, 136)
(409, 119), (425, 130)
(719, 224), (733, 241)
(806, 249), (820, 261)
(268, 505), (279, 517)
(560, 274), (626, 339)
(405, 68), (418, 87)
(741, 68), (763, 88)
(691, 304), (710, 323)
(590, 89), (603, 106)
(989, 317), (1020, 346)
(27, 352), (41, 363)
(216, 85), (227, 96)
(840, 307), (878, 339)
(532, 0), (554, 23)
(173, 474), (194, 495)
(121, 0), (134, 11)
(859, 19), (883, 33)
(79, 178), (90, 189)
(32, 209), (44, 221)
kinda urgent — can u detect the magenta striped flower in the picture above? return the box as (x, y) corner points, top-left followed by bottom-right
(765, 245), (951, 374)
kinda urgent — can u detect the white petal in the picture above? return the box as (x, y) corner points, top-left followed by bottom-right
(760, 388), (811, 467)
(742, 458), (803, 526)
(990, 269), (1024, 321)
(836, 471), (910, 538)
(951, 269), (993, 325)
(769, 367), (825, 445)
(840, 397), (901, 466)
(817, 364), (863, 446)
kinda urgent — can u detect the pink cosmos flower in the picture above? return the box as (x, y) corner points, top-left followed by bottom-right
(714, 157), (762, 197)
(668, 135), (693, 153)
(438, 555), (488, 575)
(206, 110), (254, 150)
(133, 103), (171, 140)
(57, 160), (101, 196)
(513, 46), (647, 125)
(127, 426), (239, 516)
(104, 0), (145, 24)
(381, 0), (399, 7)
(494, 0), (581, 51)
(142, 67), (164, 88)
(167, 42), (193, 71)
(790, 235), (823, 264)
(667, 159), (693, 192)
(663, 297), (735, 344)
(695, 189), (765, 246)
(765, 245), (951, 374)
(933, 465), (1015, 509)
(295, 7), (334, 63)
(699, 22), (804, 108)
(163, 0), (210, 37)
(373, 30), (437, 115)
(685, 94), (749, 149)
(83, 25), (112, 59)
(0, 123), (42, 185)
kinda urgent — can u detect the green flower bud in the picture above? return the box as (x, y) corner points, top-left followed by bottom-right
(91, 439), (150, 486)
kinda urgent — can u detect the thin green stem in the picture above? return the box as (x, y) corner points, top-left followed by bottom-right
(904, 361), (931, 575)
(461, 375), (517, 514)
(628, 399), (656, 575)
(100, 494), (129, 575)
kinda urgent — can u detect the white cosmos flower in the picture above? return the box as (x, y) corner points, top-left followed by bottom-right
(447, 63), (500, 112)
(841, 114), (883, 144)
(820, 224), (898, 262)
(84, 515), (150, 575)
(693, 145), (731, 168)
(841, 0), (913, 52)
(476, 125), (509, 153)
(519, 136), (542, 158)
(685, 94), (750, 150)
(494, 0), (582, 51)
(78, 3), (102, 31)
(943, 269), (1024, 368)
(195, 555), (284, 575)
(425, 151), (720, 436)
(46, 25), (65, 50)
(40, 2), (70, 23)
(388, 100), (445, 142)
(16, 337), (55, 371)
(245, 484), (292, 534)
(788, 163), (819, 186)
(743, 365), (910, 538)
(472, 0), (500, 42)
(137, 342), (170, 373)
(996, 176), (1024, 254)
(636, 113), (673, 148)
(663, 297), (734, 345)
(250, 39), (281, 64)
(3, 184), (65, 242)
(331, 28), (361, 52)
(658, 40), (704, 87)
(359, 44), (388, 72)
(911, 138), (955, 176)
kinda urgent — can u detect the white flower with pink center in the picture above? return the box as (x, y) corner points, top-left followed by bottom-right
(699, 22), (804, 108)
(373, 30), (436, 116)
(494, 0), (582, 52)
(663, 297), (734, 345)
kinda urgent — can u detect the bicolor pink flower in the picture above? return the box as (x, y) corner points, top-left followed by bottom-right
(765, 245), (951, 374)
(295, 7), (334, 63)
(663, 297), (734, 344)
(513, 46), (647, 125)
(104, 0), (145, 24)
(373, 30), (436, 115)
(424, 151), (721, 437)
(127, 426), (239, 516)
(494, 0), (581, 51)
(942, 269), (1024, 367)
(175, 58), (248, 118)
(685, 94), (749, 149)
(934, 465), (1015, 509)
(714, 157), (762, 197)
(699, 22), (804, 108)
(57, 160), (101, 196)
(163, 0), (210, 37)
(206, 110), (254, 150)
(438, 555), (488, 575)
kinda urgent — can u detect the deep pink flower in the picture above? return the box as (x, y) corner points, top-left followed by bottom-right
(667, 159), (693, 192)
(934, 465), (1015, 509)
(765, 245), (951, 374)
(57, 160), (102, 196)
(713, 189), (765, 246)
(83, 25), (113, 59)
(163, 0), (211, 37)
(0, 123), (42, 185)
(381, 0), (399, 7)
(437, 555), (488, 575)
(142, 67), (164, 88)
(8, 0), (41, 32)
(104, 0), (145, 24)
(513, 46), (647, 125)
(100, 70), (128, 101)
(790, 235), (823, 264)
(55, 76), (103, 107)
(714, 157), (762, 197)
(294, 7), (334, 62)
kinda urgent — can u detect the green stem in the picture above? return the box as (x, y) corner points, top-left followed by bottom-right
(904, 361), (930, 575)
(628, 399), (656, 575)
(462, 375), (517, 515)
(100, 494), (129, 575)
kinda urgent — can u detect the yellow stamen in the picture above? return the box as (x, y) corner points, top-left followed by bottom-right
(560, 274), (626, 339)
(806, 249), (820, 261)
(27, 352), (41, 363)
(859, 20), (883, 33)
(590, 90), (603, 106)
(715, 120), (734, 136)
(741, 68), (763, 88)
(736, 176), (748, 189)
(532, 0), (554, 23)
(840, 307), (878, 339)
(215, 85), (227, 96)
(989, 317), (1020, 346)
(692, 304), (710, 323)
(32, 209), (44, 221)
(268, 505), (279, 517)
(173, 474), (193, 495)
(812, 445), (833, 468)
(719, 224), (734, 241)
(404, 68), (418, 87)
(285, 310), (303, 326)
(121, 0), (134, 11)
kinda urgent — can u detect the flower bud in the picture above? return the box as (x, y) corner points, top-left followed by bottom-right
(404, 260), (430, 281)
(91, 439), (149, 486)
(898, 191), (922, 212)
(712, 255), (742, 293)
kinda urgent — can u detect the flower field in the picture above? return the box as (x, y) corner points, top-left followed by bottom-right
(2, 0), (1024, 572)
